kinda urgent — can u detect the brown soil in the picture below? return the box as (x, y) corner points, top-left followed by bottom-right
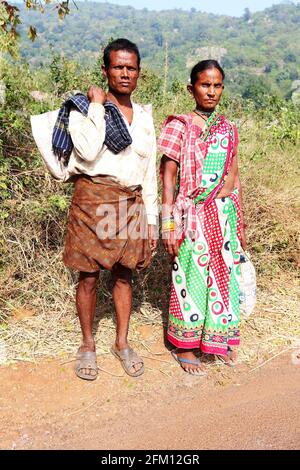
(0, 344), (299, 450)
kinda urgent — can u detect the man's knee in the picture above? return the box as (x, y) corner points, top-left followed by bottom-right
(112, 264), (132, 287)
(78, 271), (99, 293)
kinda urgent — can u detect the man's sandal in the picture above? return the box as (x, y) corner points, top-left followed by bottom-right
(75, 350), (98, 381)
(171, 351), (207, 376)
(110, 345), (144, 377)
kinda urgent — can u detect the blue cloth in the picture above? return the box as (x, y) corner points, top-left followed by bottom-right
(52, 93), (132, 163)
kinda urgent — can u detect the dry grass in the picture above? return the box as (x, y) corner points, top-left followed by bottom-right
(0, 118), (299, 368)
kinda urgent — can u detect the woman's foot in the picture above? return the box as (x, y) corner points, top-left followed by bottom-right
(216, 346), (238, 367)
(172, 349), (207, 376)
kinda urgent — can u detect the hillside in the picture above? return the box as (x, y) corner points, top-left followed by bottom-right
(16, 1), (300, 98)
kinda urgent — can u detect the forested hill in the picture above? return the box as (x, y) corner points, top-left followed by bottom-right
(17, 1), (300, 98)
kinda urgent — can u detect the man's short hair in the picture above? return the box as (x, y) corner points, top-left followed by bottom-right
(103, 38), (141, 69)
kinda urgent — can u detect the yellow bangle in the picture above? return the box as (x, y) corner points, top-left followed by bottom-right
(162, 219), (175, 232)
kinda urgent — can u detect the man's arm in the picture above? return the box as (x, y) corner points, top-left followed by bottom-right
(142, 123), (159, 252)
(69, 86), (107, 162)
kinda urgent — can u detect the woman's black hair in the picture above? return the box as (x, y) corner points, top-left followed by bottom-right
(190, 60), (225, 85)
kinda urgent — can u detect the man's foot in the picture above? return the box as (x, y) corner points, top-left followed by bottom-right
(171, 349), (207, 376)
(111, 343), (144, 377)
(75, 341), (98, 381)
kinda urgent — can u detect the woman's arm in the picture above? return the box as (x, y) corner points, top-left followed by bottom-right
(161, 156), (179, 256)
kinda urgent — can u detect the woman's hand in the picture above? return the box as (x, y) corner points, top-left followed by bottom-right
(161, 157), (179, 258)
(163, 230), (179, 257)
(241, 226), (247, 251)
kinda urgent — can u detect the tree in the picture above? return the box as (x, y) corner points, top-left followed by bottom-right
(243, 7), (251, 22)
(0, 1), (20, 54)
(241, 75), (274, 105)
(0, 0), (75, 49)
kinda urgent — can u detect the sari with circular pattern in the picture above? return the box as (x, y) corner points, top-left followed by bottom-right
(159, 112), (241, 355)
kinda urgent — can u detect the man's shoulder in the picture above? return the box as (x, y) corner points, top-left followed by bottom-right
(134, 102), (153, 114)
(133, 102), (154, 125)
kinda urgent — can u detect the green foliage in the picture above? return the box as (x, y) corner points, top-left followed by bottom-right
(91, 52), (107, 90)
(1, 1), (75, 48)
(49, 53), (83, 95)
(241, 76), (276, 105)
(48, 194), (68, 211)
(268, 106), (300, 145)
(11, 2), (300, 100)
(134, 69), (164, 107)
(0, 2), (20, 56)
(0, 157), (10, 220)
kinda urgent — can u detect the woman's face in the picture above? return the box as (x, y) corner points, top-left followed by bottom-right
(188, 68), (224, 111)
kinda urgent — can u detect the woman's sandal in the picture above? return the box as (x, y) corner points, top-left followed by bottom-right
(75, 350), (98, 381)
(216, 346), (238, 368)
(110, 344), (144, 377)
(171, 351), (207, 376)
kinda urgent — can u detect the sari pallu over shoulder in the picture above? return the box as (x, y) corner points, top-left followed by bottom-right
(164, 113), (237, 240)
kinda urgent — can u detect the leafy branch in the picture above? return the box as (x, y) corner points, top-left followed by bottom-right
(0, 0), (77, 45)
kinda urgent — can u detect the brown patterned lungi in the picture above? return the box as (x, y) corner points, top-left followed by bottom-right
(63, 175), (151, 272)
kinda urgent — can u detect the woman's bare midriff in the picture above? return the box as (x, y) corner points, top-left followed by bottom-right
(216, 159), (237, 198)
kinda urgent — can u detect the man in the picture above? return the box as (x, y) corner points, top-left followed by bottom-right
(159, 60), (246, 375)
(63, 39), (158, 380)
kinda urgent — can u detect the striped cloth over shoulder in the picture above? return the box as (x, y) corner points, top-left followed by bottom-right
(52, 93), (132, 163)
(158, 117), (185, 163)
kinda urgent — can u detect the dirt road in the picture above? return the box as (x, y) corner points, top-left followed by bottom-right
(0, 347), (299, 450)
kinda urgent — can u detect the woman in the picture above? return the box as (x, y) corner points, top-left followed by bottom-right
(159, 60), (247, 375)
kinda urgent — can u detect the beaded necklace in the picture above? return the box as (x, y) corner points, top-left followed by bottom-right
(193, 110), (220, 142)
(193, 108), (213, 119)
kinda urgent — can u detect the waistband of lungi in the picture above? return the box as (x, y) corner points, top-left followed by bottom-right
(76, 174), (142, 197)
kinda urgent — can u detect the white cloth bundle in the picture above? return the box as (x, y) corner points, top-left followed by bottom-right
(239, 250), (256, 319)
(31, 110), (79, 181)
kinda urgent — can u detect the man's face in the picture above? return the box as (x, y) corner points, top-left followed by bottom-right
(188, 68), (224, 111)
(102, 50), (140, 95)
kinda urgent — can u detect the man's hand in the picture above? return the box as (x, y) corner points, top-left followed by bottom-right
(148, 224), (158, 254)
(87, 86), (107, 105)
(163, 230), (179, 258)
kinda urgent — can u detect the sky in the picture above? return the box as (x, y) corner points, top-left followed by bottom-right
(93, 0), (293, 16)
(13, 1), (296, 17)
